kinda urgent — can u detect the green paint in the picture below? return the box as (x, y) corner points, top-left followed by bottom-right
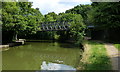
(2, 42), (82, 70)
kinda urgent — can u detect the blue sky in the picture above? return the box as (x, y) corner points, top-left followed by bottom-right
(29, 0), (92, 15)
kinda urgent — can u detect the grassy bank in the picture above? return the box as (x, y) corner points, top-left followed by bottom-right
(79, 40), (111, 70)
(114, 44), (120, 50)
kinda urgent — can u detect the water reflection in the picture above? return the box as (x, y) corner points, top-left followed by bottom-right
(41, 61), (76, 70)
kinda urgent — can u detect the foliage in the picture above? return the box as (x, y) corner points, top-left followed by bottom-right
(90, 2), (120, 29)
(57, 13), (86, 44)
(43, 12), (57, 22)
(65, 4), (92, 25)
(47, 12), (58, 20)
(114, 44), (120, 51)
(2, 2), (20, 31)
(2, 2), (43, 40)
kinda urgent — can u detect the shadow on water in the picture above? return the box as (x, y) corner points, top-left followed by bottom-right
(59, 43), (78, 48)
(26, 40), (82, 49)
(58, 42), (83, 49)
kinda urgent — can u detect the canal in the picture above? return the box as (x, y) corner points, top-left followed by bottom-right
(2, 41), (83, 70)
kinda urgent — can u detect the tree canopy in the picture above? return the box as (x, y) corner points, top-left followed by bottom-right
(90, 2), (120, 29)
(2, 2), (43, 40)
(65, 4), (92, 25)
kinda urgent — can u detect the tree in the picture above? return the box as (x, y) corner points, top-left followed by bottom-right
(86, 2), (120, 41)
(65, 4), (92, 25)
(2, 2), (22, 40)
(91, 2), (120, 29)
(17, 2), (43, 34)
(57, 13), (86, 44)
(47, 12), (58, 20)
(2, 2), (43, 40)
(42, 12), (57, 23)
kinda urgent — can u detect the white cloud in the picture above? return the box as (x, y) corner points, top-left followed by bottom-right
(29, 0), (91, 15)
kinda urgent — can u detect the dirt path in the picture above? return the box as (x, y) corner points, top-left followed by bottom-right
(105, 43), (120, 70)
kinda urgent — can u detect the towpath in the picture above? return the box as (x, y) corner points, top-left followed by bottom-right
(105, 43), (120, 70)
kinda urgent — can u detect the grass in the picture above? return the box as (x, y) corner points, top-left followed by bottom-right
(114, 44), (120, 50)
(79, 40), (112, 70)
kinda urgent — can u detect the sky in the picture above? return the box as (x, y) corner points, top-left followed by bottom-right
(29, 0), (92, 15)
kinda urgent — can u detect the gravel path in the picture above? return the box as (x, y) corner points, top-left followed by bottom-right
(105, 43), (120, 70)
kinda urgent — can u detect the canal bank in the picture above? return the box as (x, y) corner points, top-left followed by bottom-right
(0, 39), (26, 49)
(77, 40), (112, 70)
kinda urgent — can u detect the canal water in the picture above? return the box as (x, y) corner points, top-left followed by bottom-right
(2, 41), (82, 70)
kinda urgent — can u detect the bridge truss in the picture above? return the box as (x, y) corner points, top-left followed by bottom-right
(39, 22), (71, 31)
